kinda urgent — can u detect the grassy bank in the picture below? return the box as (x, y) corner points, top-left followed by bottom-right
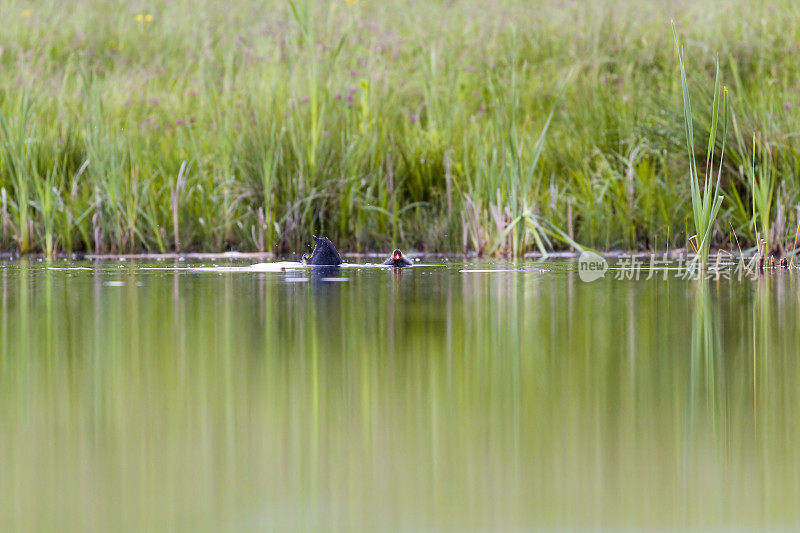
(2, 0), (800, 255)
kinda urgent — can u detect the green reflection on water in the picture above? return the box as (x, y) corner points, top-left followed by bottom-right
(1, 261), (799, 530)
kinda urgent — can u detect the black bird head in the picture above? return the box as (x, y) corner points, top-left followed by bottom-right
(384, 248), (412, 267)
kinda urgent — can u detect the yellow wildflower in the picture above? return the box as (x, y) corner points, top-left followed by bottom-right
(135, 14), (143, 22)
(22, 9), (33, 17)
(344, 0), (358, 6)
(145, 14), (153, 22)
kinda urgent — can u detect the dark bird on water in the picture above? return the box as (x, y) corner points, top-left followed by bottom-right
(305, 235), (343, 266)
(383, 249), (413, 267)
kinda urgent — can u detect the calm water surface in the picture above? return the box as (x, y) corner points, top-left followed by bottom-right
(1, 259), (799, 531)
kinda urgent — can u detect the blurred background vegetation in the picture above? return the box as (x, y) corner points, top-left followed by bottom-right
(2, 0), (800, 255)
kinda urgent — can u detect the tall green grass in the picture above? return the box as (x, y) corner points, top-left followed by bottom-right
(673, 23), (727, 267)
(2, 0), (800, 255)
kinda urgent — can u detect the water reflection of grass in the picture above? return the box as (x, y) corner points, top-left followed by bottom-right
(680, 274), (800, 527)
(2, 264), (800, 528)
(685, 280), (726, 521)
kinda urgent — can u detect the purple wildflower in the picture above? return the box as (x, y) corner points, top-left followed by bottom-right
(785, 102), (792, 110)
(346, 93), (354, 102)
(124, 101), (131, 108)
(410, 114), (418, 122)
(350, 70), (357, 77)
(174, 119), (184, 126)
(301, 95), (310, 103)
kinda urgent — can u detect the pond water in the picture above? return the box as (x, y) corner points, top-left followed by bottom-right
(1, 258), (799, 531)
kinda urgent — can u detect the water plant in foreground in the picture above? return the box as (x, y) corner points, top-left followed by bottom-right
(673, 22), (728, 269)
